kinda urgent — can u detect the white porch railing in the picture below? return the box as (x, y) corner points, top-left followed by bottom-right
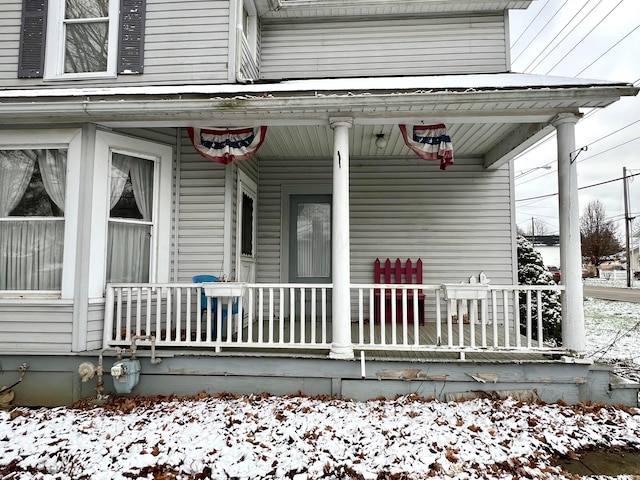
(104, 283), (332, 351)
(104, 282), (566, 356)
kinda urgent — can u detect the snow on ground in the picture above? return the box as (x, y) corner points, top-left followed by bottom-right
(2, 393), (640, 480)
(583, 279), (640, 382)
(1, 280), (639, 480)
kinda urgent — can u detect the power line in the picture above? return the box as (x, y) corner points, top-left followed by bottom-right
(576, 22), (640, 77)
(511, 0), (552, 51)
(544, 0), (626, 75)
(515, 119), (640, 187)
(512, 0), (570, 65)
(516, 171), (640, 203)
(523, 0), (601, 73)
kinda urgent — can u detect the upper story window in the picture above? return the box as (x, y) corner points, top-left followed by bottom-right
(18, 0), (146, 79)
(61, 0), (113, 75)
(240, 0), (258, 59)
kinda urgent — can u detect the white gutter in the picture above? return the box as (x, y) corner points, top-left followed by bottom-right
(0, 73), (632, 99)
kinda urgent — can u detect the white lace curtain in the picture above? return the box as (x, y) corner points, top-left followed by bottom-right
(0, 149), (66, 290)
(107, 154), (154, 283)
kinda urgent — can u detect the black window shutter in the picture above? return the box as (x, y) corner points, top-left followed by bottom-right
(18, 0), (47, 78)
(118, 0), (146, 74)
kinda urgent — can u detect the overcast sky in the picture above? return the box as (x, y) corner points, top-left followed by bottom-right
(508, 0), (640, 243)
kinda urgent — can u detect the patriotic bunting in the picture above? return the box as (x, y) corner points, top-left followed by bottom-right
(188, 126), (267, 164)
(399, 124), (454, 170)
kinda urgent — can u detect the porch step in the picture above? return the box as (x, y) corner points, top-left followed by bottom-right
(609, 373), (640, 407)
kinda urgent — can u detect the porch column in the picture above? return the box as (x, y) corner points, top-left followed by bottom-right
(329, 118), (354, 360)
(553, 113), (585, 352)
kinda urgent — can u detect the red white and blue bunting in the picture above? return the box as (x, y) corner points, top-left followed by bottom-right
(188, 126), (267, 164)
(399, 124), (454, 170)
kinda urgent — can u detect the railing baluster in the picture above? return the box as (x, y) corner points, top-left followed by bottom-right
(502, 290), (509, 348)
(368, 288), (375, 346)
(491, 290), (498, 348)
(125, 287), (132, 342)
(514, 291), (521, 348)
(321, 287), (327, 344)
(166, 288), (172, 342)
(115, 288), (123, 342)
(390, 288), (397, 345)
(155, 287), (162, 343)
(146, 287), (152, 340)
(299, 287), (306, 345)
(469, 299), (477, 348)
(435, 291), (442, 346)
(175, 287), (182, 343)
(536, 290), (544, 347)
(412, 289), (418, 347)
(310, 288), (316, 344)
(526, 290), (532, 349)
(247, 288), (254, 344)
(135, 287), (142, 337)
(258, 287), (264, 344)
(358, 288), (364, 346)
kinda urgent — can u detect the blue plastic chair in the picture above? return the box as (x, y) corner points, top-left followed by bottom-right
(192, 275), (238, 339)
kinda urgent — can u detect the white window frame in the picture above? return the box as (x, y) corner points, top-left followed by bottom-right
(241, 0), (258, 60)
(44, 0), (120, 80)
(0, 129), (82, 299)
(107, 150), (158, 284)
(90, 131), (172, 297)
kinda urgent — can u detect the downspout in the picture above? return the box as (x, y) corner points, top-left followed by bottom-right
(172, 128), (181, 282)
(223, 164), (235, 279)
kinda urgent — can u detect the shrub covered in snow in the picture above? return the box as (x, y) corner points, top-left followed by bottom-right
(517, 236), (562, 345)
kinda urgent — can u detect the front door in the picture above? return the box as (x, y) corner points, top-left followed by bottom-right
(236, 171), (257, 329)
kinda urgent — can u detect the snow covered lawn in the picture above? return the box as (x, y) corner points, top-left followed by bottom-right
(2, 393), (640, 480)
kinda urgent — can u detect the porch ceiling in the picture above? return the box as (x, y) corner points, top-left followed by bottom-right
(1, 73), (636, 168)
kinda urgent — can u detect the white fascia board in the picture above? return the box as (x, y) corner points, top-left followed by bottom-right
(0, 86), (634, 128)
(0, 73), (634, 100)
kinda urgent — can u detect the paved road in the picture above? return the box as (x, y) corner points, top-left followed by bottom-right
(583, 285), (640, 303)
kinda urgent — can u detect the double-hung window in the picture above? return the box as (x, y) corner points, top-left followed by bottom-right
(18, 0), (146, 79)
(0, 149), (67, 291)
(45, 0), (119, 78)
(107, 152), (155, 283)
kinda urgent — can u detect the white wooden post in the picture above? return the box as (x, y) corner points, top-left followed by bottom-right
(553, 113), (585, 352)
(329, 118), (354, 360)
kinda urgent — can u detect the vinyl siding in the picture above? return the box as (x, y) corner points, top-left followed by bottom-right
(0, 301), (73, 353)
(260, 14), (508, 79)
(256, 156), (514, 286)
(176, 129), (227, 282)
(0, 0), (231, 89)
(86, 300), (106, 351)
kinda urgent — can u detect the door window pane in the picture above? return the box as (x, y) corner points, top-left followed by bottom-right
(241, 193), (254, 256)
(296, 203), (330, 278)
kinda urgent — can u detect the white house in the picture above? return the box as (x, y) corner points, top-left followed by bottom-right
(0, 0), (638, 407)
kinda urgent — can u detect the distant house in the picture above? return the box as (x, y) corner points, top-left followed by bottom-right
(524, 235), (561, 269)
(0, 0), (638, 407)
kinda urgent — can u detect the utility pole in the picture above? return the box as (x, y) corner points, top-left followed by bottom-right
(623, 167), (631, 287)
(531, 217), (535, 244)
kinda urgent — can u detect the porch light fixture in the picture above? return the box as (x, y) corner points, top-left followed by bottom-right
(375, 133), (387, 149)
